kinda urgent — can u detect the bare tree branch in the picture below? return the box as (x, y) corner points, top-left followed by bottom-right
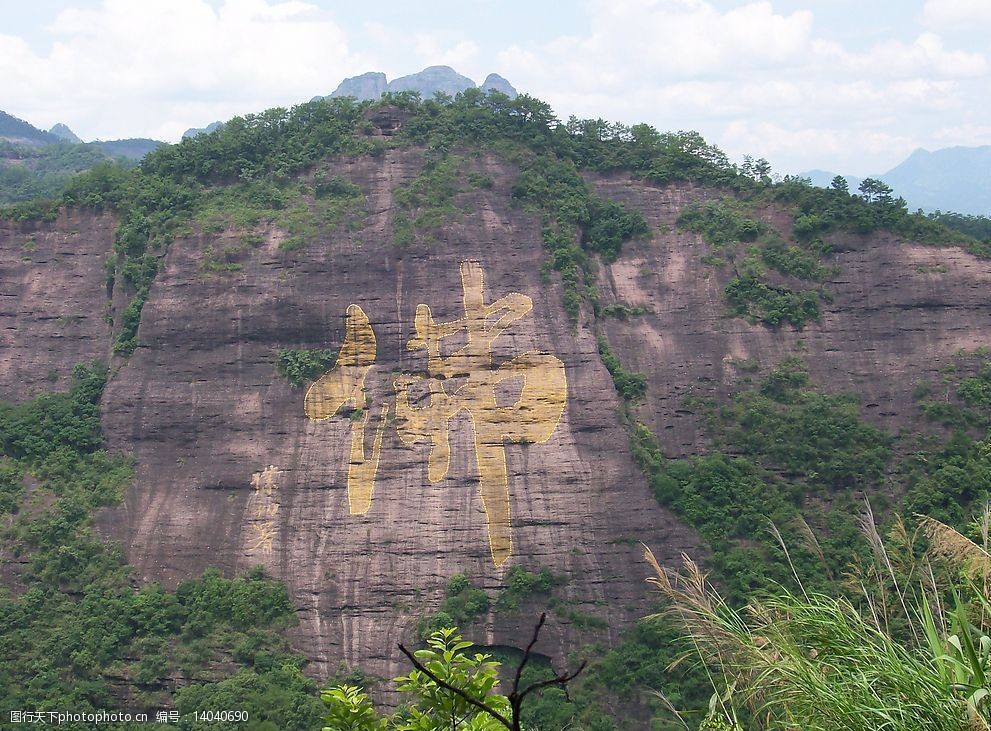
(511, 612), (547, 693)
(398, 613), (587, 731)
(506, 613), (587, 729)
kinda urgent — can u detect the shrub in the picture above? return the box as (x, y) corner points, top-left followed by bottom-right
(276, 349), (336, 387)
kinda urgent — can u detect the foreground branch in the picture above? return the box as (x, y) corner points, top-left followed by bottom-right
(398, 612), (586, 731)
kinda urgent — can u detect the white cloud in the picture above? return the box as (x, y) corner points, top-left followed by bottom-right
(0, 0), (372, 141)
(922, 0), (991, 26)
(1, 0), (989, 175)
(816, 32), (987, 78)
(932, 123), (991, 147)
(499, 0), (813, 91)
(493, 0), (989, 174)
(411, 37), (480, 75)
(721, 121), (918, 175)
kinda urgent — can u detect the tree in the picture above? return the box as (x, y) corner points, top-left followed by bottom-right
(741, 156), (772, 185)
(321, 619), (584, 731)
(829, 175), (849, 194)
(857, 177), (893, 204)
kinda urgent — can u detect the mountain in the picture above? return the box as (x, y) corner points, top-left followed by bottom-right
(326, 71), (388, 101)
(324, 66), (518, 101)
(386, 65), (476, 96)
(4, 95), (991, 727)
(182, 121), (223, 139)
(481, 72), (517, 97)
(91, 137), (162, 159)
(800, 145), (991, 216)
(0, 110), (57, 146)
(49, 122), (82, 143)
(882, 146), (991, 215)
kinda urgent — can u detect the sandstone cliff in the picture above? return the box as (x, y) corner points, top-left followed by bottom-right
(3, 146), (991, 694)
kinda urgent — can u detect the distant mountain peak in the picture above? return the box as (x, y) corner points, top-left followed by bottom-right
(322, 66), (518, 102)
(481, 73), (517, 97)
(325, 72), (388, 102)
(386, 66), (475, 97)
(800, 144), (991, 215)
(182, 121), (223, 140)
(49, 123), (82, 144)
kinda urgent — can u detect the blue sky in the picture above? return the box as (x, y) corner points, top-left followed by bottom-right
(2, 0), (989, 176)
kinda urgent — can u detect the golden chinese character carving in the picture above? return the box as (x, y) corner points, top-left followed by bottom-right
(249, 465), (281, 553)
(302, 262), (567, 567)
(395, 261), (567, 566)
(304, 305), (388, 515)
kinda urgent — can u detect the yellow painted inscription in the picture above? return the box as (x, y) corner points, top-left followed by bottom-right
(303, 262), (567, 566)
(304, 305), (388, 514)
(249, 465), (281, 553)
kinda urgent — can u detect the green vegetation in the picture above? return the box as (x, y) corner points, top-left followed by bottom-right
(511, 155), (649, 320)
(597, 336), (647, 402)
(416, 574), (491, 641)
(724, 276), (821, 329)
(418, 567), (563, 641)
(493, 566), (559, 612)
(583, 197), (650, 262)
(622, 357), (889, 601)
(772, 174), (955, 244)
(759, 234), (830, 281)
(929, 211), (991, 246)
(677, 200), (762, 248)
(601, 303), (651, 319)
(0, 140), (121, 205)
(393, 154), (464, 246)
(322, 628), (512, 730)
(727, 360), (892, 489)
(276, 348), (336, 387)
(905, 350), (991, 526)
(678, 199), (828, 329)
(0, 367), (322, 730)
(652, 510), (991, 731)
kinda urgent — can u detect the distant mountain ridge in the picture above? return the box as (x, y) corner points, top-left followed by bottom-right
(883, 146), (991, 216)
(182, 121), (223, 139)
(0, 110), (161, 160)
(321, 65), (518, 102)
(800, 145), (991, 216)
(0, 110), (58, 146)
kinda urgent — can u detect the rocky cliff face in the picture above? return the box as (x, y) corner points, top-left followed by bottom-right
(0, 210), (114, 401)
(328, 72), (389, 102)
(3, 151), (991, 688)
(481, 73), (518, 99)
(73, 149), (699, 683)
(588, 174), (991, 448)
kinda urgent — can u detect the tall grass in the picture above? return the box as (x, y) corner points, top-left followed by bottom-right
(647, 508), (991, 730)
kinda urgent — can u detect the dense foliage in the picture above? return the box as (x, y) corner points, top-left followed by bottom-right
(0, 141), (119, 204)
(276, 349), (337, 387)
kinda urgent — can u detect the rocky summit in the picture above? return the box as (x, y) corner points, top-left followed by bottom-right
(326, 66), (518, 101)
